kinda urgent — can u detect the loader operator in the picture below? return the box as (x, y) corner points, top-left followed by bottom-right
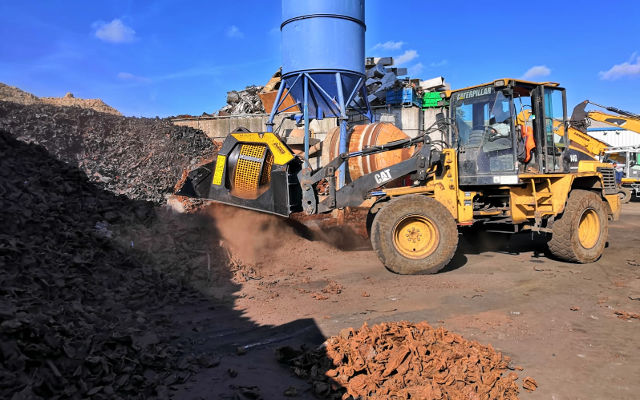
(483, 92), (514, 152)
(514, 100), (537, 167)
(488, 95), (512, 140)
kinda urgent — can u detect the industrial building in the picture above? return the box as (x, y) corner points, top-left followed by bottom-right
(587, 120), (640, 147)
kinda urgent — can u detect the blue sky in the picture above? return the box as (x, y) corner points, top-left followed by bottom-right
(1, 1), (639, 117)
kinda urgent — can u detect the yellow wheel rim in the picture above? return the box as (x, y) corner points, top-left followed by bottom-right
(578, 209), (600, 249)
(393, 215), (439, 259)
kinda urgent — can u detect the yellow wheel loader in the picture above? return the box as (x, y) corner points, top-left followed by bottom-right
(570, 100), (640, 203)
(177, 79), (620, 274)
(604, 146), (640, 202)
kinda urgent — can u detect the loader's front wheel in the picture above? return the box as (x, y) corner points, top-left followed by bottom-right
(618, 186), (632, 204)
(548, 189), (608, 263)
(371, 195), (458, 274)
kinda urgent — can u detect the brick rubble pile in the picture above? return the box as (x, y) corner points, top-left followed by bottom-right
(280, 321), (535, 399)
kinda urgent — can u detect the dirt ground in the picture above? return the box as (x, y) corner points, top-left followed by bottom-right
(171, 201), (640, 399)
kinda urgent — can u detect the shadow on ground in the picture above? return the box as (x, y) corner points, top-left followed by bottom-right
(0, 131), (338, 399)
(443, 227), (550, 273)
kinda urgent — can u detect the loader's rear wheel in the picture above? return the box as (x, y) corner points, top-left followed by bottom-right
(618, 186), (631, 204)
(548, 190), (608, 263)
(370, 195), (458, 274)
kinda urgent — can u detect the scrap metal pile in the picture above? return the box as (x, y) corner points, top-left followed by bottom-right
(217, 85), (265, 115)
(360, 57), (449, 107)
(363, 57), (407, 106)
(215, 56), (443, 115)
(0, 131), (223, 399)
(279, 321), (535, 399)
(0, 101), (214, 203)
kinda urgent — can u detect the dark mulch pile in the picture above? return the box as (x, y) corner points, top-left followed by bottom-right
(0, 131), (220, 399)
(0, 101), (214, 203)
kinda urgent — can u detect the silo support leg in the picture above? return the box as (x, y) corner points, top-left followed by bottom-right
(335, 72), (348, 188)
(303, 75), (310, 168)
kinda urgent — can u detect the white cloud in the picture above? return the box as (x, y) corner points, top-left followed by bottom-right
(521, 65), (551, 80)
(226, 25), (243, 39)
(93, 19), (136, 43)
(394, 50), (418, 66)
(372, 41), (404, 51)
(599, 53), (640, 80)
(408, 63), (423, 76)
(117, 72), (149, 83)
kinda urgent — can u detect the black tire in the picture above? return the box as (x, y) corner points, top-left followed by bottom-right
(370, 195), (458, 274)
(548, 190), (608, 263)
(618, 186), (632, 204)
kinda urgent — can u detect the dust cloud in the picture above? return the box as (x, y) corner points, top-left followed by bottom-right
(205, 203), (371, 268)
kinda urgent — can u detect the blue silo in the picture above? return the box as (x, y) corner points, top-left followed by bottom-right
(266, 0), (373, 186)
(281, 1), (365, 76)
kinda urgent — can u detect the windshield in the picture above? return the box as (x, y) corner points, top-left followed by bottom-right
(451, 86), (514, 150)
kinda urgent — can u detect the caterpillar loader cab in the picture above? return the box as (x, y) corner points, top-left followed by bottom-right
(177, 78), (620, 275)
(451, 79), (570, 185)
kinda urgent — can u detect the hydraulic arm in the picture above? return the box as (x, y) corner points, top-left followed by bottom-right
(571, 100), (640, 137)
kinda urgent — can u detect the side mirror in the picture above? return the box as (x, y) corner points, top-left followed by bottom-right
(435, 112), (446, 131)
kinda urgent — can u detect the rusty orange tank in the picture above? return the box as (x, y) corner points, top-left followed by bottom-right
(323, 122), (414, 182)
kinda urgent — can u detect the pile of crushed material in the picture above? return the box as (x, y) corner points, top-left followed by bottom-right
(0, 131), (225, 399)
(279, 321), (534, 399)
(218, 85), (265, 115)
(0, 82), (121, 115)
(0, 101), (214, 203)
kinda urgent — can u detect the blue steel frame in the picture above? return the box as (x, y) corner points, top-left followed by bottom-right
(265, 70), (373, 187)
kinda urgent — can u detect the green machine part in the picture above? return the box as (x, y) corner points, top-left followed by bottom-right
(422, 92), (447, 108)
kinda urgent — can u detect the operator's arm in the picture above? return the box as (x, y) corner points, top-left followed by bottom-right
(491, 122), (510, 138)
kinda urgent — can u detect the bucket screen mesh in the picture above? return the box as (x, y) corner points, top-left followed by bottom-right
(233, 144), (272, 198)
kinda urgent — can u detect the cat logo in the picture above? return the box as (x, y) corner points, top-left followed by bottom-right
(374, 169), (392, 184)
